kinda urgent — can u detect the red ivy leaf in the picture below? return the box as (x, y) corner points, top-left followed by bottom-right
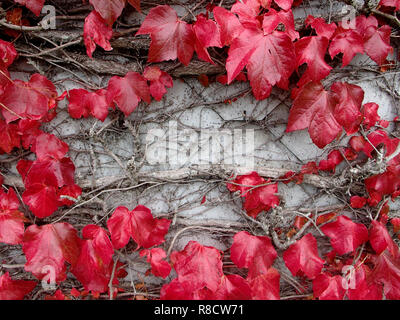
(193, 14), (222, 64)
(331, 82), (364, 135)
(31, 132), (69, 161)
(143, 66), (173, 101)
(206, 274), (252, 300)
(320, 215), (369, 255)
(370, 220), (399, 257)
(89, 0), (125, 26)
(305, 15), (337, 39)
(283, 233), (324, 279)
(140, 248), (171, 279)
(379, 0), (400, 10)
(295, 36), (332, 86)
(107, 71), (151, 116)
(14, 0), (44, 16)
(286, 81), (341, 149)
(313, 273), (346, 300)
(0, 188), (26, 245)
(136, 5), (195, 66)
(71, 225), (114, 293)
(23, 223), (81, 282)
(371, 250), (400, 299)
(67, 88), (110, 121)
(350, 196), (367, 209)
(0, 272), (36, 300)
(230, 231), (277, 279)
(107, 205), (171, 249)
(262, 8), (299, 41)
(0, 39), (18, 67)
(0, 119), (20, 153)
(248, 268), (280, 300)
(170, 241), (223, 292)
(329, 27), (364, 67)
(213, 6), (243, 46)
(84, 11), (113, 58)
(363, 25), (392, 66)
(226, 29), (296, 100)
(0, 74), (58, 123)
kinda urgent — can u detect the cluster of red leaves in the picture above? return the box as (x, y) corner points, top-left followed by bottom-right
(158, 215), (400, 300)
(67, 66), (172, 120)
(227, 172), (280, 218)
(0, 204), (170, 299)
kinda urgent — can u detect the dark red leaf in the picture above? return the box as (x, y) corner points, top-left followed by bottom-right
(89, 0), (125, 25)
(143, 66), (173, 101)
(14, 0), (45, 16)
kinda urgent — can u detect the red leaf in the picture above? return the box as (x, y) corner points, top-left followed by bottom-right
(305, 15), (337, 39)
(136, 5), (196, 66)
(22, 184), (59, 219)
(230, 231), (277, 279)
(45, 289), (67, 300)
(295, 36), (332, 86)
(57, 184), (82, 206)
(107, 71), (151, 116)
(262, 8), (299, 41)
(248, 268), (280, 300)
(23, 223), (81, 282)
(14, 0), (44, 16)
(213, 6), (243, 46)
(364, 25), (392, 66)
(227, 172), (279, 218)
(371, 250), (400, 299)
(226, 28), (296, 100)
(320, 215), (369, 255)
(329, 27), (364, 67)
(0, 272), (36, 300)
(160, 278), (195, 300)
(318, 150), (344, 173)
(140, 248), (171, 279)
(31, 132), (69, 161)
(391, 218), (400, 233)
(283, 233), (324, 279)
(18, 158), (75, 189)
(89, 0), (125, 26)
(0, 188), (26, 245)
(170, 241), (223, 292)
(0, 119), (20, 153)
(0, 40), (18, 67)
(107, 205), (171, 249)
(350, 196), (367, 209)
(273, 0), (294, 10)
(193, 14), (222, 64)
(286, 81), (341, 149)
(331, 82), (364, 135)
(143, 66), (173, 101)
(71, 225), (114, 293)
(208, 274), (252, 300)
(67, 88), (110, 121)
(84, 11), (113, 58)
(346, 263), (382, 300)
(370, 220), (399, 257)
(313, 273), (345, 300)
(380, 0), (400, 10)
(362, 102), (381, 129)
(0, 74), (58, 123)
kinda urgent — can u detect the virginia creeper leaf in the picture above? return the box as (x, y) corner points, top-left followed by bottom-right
(0, 272), (36, 300)
(84, 11), (113, 58)
(107, 205), (171, 249)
